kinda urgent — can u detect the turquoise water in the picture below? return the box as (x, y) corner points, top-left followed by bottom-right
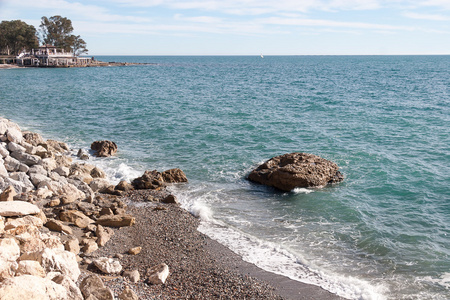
(1, 56), (449, 299)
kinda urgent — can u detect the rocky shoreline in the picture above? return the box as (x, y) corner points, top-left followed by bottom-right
(0, 117), (342, 299)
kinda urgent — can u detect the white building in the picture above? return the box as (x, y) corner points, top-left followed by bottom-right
(16, 45), (92, 67)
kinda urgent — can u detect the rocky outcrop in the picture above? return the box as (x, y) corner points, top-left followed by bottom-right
(247, 152), (344, 191)
(90, 140), (118, 157)
(132, 168), (188, 190)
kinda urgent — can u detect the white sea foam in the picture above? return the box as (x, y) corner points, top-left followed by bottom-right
(292, 187), (314, 194)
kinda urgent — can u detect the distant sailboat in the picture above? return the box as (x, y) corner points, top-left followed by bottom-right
(260, 54), (264, 58)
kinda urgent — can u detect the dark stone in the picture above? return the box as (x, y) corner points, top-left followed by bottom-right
(161, 168), (188, 183)
(90, 140), (118, 157)
(247, 152), (344, 192)
(131, 170), (165, 190)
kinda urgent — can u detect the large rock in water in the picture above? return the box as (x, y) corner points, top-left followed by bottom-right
(91, 140), (118, 157)
(247, 153), (344, 191)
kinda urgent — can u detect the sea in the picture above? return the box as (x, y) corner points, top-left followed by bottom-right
(1, 55), (449, 299)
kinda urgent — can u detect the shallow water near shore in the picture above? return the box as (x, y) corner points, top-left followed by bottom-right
(1, 55), (449, 299)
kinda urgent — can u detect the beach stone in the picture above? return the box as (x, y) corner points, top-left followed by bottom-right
(96, 214), (135, 227)
(29, 172), (51, 187)
(11, 151), (40, 166)
(91, 166), (106, 178)
(0, 237), (20, 261)
(41, 234), (65, 250)
(146, 263), (169, 285)
(58, 183), (86, 204)
(38, 157), (57, 172)
(15, 260), (46, 277)
(53, 166), (70, 177)
(128, 246), (142, 255)
(36, 186), (53, 199)
(20, 248), (80, 281)
(7, 142), (25, 153)
(22, 131), (45, 146)
(44, 139), (69, 153)
(59, 210), (94, 228)
(247, 152), (344, 191)
(118, 286), (139, 300)
(82, 239), (99, 254)
(0, 201), (40, 217)
(90, 178), (111, 192)
(4, 155), (21, 172)
(94, 257), (122, 274)
(80, 274), (114, 300)
(162, 194), (177, 204)
(0, 186), (16, 202)
(161, 168), (188, 183)
(4, 215), (44, 230)
(50, 273), (84, 300)
(28, 164), (48, 175)
(77, 149), (89, 160)
(64, 237), (80, 254)
(54, 155), (72, 168)
(96, 224), (114, 247)
(0, 260), (17, 281)
(115, 180), (133, 191)
(0, 275), (70, 300)
(122, 270), (140, 283)
(6, 127), (22, 144)
(0, 143), (9, 157)
(90, 140), (118, 157)
(132, 170), (165, 190)
(9, 171), (34, 189)
(45, 219), (73, 235)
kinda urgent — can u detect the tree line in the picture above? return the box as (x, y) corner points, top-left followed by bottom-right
(0, 16), (88, 56)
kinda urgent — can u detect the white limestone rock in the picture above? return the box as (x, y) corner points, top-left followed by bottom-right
(29, 172), (51, 188)
(89, 178), (111, 192)
(0, 143), (9, 158)
(53, 166), (70, 177)
(3, 155), (21, 172)
(146, 263), (170, 285)
(0, 259), (17, 281)
(15, 260), (46, 277)
(28, 164), (48, 176)
(93, 257), (123, 274)
(7, 142), (25, 153)
(11, 151), (40, 166)
(6, 127), (23, 144)
(38, 157), (57, 172)
(20, 248), (81, 282)
(4, 215), (44, 230)
(0, 275), (69, 300)
(0, 201), (40, 217)
(0, 237), (21, 261)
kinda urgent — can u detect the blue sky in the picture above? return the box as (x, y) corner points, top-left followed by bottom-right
(1, 0), (449, 55)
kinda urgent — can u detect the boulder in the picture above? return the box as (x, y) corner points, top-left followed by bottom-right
(77, 149), (89, 160)
(161, 168), (188, 183)
(57, 183), (86, 204)
(131, 170), (165, 190)
(0, 259), (17, 281)
(0, 159), (8, 177)
(93, 257), (122, 274)
(64, 237), (80, 255)
(247, 152), (344, 191)
(43, 139), (69, 153)
(4, 215), (44, 230)
(96, 214), (135, 227)
(6, 127), (22, 144)
(0, 237), (20, 261)
(15, 260), (46, 277)
(53, 166), (70, 177)
(91, 140), (118, 157)
(146, 263), (169, 285)
(81, 239), (99, 254)
(89, 178), (112, 192)
(0, 186), (16, 202)
(22, 131), (45, 146)
(4, 155), (21, 172)
(80, 274), (114, 300)
(0, 275), (69, 300)
(20, 248), (80, 281)
(10, 151), (40, 166)
(0, 143), (9, 157)
(115, 180), (133, 191)
(91, 166), (106, 178)
(7, 142), (25, 153)
(50, 273), (84, 300)
(0, 201), (40, 217)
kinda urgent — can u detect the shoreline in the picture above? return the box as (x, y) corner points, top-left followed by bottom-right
(0, 116), (344, 299)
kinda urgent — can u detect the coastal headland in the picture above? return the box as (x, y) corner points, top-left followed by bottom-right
(0, 117), (343, 299)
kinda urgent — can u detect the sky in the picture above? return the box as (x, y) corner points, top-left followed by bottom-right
(0, 0), (449, 55)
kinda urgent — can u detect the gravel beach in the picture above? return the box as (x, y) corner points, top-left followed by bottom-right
(91, 190), (343, 299)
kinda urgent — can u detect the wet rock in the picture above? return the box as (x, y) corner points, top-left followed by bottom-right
(162, 194), (177, 204)
(247, 152), (344, 191)
(161, 168), (188, 183)
(91, 140), (118, 157)
(77, 149), (89, 160)
(131, 170), (165, 190)
(115, 180), (133, 192)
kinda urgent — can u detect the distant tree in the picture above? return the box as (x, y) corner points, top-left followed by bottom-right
(39, 15), (74, 51)
(72, 35), (88, 56)
(0, 20), (39, 55)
